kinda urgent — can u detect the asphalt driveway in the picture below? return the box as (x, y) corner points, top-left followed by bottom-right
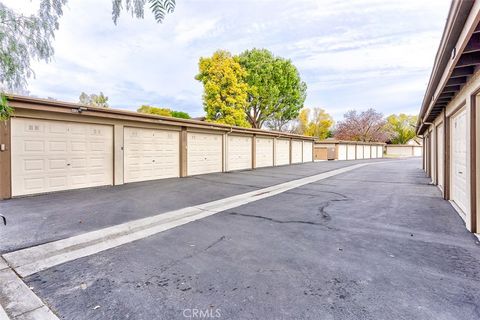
(0, 158), (386, 253)
(2, 158), (479, 320)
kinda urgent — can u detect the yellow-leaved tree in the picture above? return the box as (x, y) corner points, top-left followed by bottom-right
(296, 108), (333, 140)
(195, 50), (251, 127)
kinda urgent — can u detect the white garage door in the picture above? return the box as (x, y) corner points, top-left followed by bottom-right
(303, 141), (313, 162)
(451, 109), (468, 216)
(291, 140), (303, 163)
(338, 144), (347, 160)
(255, 137), (274, 168)
(124, 127), (180, 183)
(11, 118), (113, 196)
(414, 146), (422, 156)
(437, 123), (444, 189)
(356, 145), (364, 159)
(371, 146), (377, 158)
(227, 135), (252, 171)
(275, 139), (290, 166)
(347, 145), (356, 160)
(363, 145), (371, 158)
(187, 132), (223, 176)
(377, 146), (383, 158)
(430, 130), (436, 182)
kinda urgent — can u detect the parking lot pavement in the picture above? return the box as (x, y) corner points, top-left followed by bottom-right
(0, 159), (387, 253)
(18, 158), (480, 320)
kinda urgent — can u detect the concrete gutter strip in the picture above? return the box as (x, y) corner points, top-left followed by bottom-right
(0, 268), (58, 320)
(0, 305), (9, 320)
(3, 162), (372, 278)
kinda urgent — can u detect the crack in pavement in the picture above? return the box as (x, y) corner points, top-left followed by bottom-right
(285, 190), (350, 199)
(318, 198), (350, 221)
(228, 212), (338, 230)
(205, 235), (226, 251)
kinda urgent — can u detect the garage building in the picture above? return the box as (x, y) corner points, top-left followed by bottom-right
(0, 95), (314, 199)
(313, 140), (385, 161)
(417, 1), (480, 233)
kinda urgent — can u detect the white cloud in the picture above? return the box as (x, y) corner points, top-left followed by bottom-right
(174, 18), (219, 44)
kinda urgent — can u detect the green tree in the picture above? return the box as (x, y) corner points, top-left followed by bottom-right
(0, 94), (13, 121)
(386, 113), (417, 144)
(195, 50), (250, 127)
(295, 108), (333, 139)
(238, 49), (307, 128)
(79, 92), (109, 108)
(171, 110), (191, 119)
(137, 105), (190, 119)
(0, 0), (176, 119)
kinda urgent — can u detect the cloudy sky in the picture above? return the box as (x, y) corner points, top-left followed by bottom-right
(5, 0), (450, 120)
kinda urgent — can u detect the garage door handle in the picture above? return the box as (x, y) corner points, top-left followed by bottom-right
(67, 163), (71, 166)
(152, 160), (155, 162)
(458, 171), (463, 174)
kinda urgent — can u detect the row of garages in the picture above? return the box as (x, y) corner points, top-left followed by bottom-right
(417, 1), (480, 234)
(314, 140), (384, 161)
(0, 95), (314, 199)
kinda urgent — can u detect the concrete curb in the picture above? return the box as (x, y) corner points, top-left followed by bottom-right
(0, 266), (58, 319)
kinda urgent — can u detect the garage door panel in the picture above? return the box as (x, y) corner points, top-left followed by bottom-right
(451, 110), (468, 215)
(47, 176), (66, 188)
(48, 123), (67, 134)
(347, 145), (355, 160)
(23, 140), (45, 152)
(303, 141), (313, 162)
(371, 146), (376, 158)
(363, 145), (370, 158)
(227, 135), (252, 171)
(187, 132), (223, 176)
(12, 118), (114, 196)
(255, 137), (274, 168)
(438, 124), (444, 188)
(377, 146), (383, 158)
(291, 140), (302, 163)
(70, 123), (87, 136)
(70, 157), (87, 168)
(124, 127), (180, 183)
(71, 141), (86, 152)
(24, 177), (45, 191)
(356, 146), (364, 159)
(338, 145), (347, 160)
(48, 141), (67, 152)
(24, 159), (43, 171)
(275, 139), (290, 166)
